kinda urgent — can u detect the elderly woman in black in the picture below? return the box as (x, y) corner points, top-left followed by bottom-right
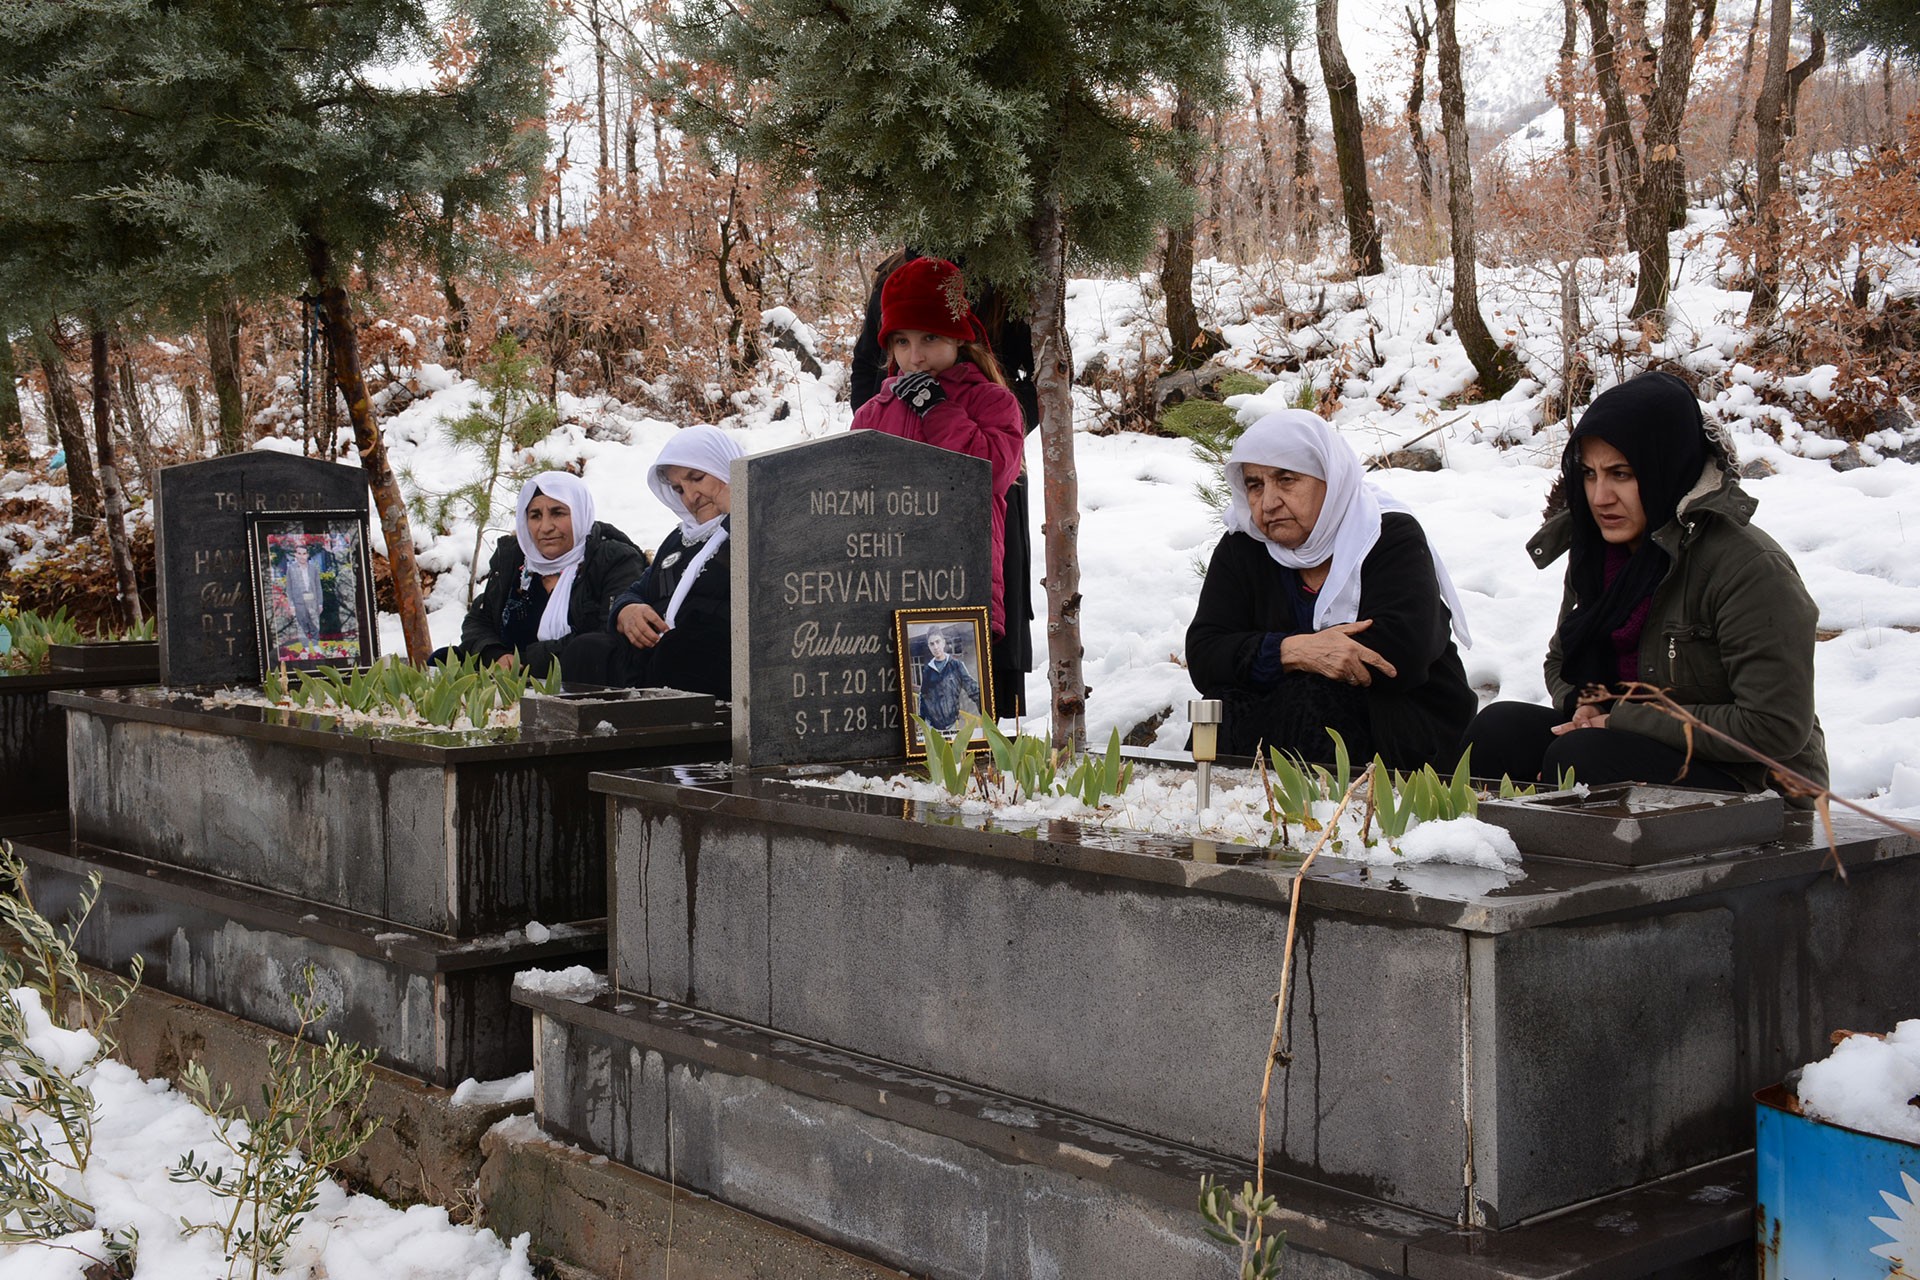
(451, 471), (646, 676)
(1186, 410), (1476, 770)
(1460, 371), (1827, 794)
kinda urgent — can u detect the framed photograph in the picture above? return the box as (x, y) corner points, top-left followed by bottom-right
(246, 510), (379, 674)
(893, 606), (994, 760)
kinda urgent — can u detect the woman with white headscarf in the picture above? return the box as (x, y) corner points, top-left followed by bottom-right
(1184, 410), (1475, 769)
(598, 425), (743, 699)
(452, 471), (646, 676)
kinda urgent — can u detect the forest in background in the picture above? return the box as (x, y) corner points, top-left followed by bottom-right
(1, 0), (1915, 684)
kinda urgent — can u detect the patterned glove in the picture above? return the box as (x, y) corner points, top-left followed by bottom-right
(892, 370), (947, 415)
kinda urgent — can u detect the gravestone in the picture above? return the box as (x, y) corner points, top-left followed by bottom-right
(155, 454), (368, 687)
(730, 433), (991, 767)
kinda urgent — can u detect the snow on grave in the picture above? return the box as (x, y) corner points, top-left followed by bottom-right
(510, 749), (1920, 1276)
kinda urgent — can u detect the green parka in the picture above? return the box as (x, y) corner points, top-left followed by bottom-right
(1526, 448), (1829, 798)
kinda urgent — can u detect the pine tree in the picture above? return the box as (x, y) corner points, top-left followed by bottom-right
(0, 0), (555, 661)
(664, 0), (1297, 749)
(1801, 0), (1920, 62)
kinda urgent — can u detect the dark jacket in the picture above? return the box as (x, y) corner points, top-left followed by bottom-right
(605, 523), (732, 699)
(1186, 513), (1476, 771)
(461, 521), (647, 673)
(1528, 454), (1828, 796)
(918, 655), (982, 731)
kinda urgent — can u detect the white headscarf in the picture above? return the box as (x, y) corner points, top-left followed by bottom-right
(1224, 410), (1471, 647)
(646, 425), (743, 627)
(514, 471), (595, 643)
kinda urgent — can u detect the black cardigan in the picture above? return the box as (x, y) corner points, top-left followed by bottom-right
(604, 524), (732, 699)
(1185, 513), (1476, 771)
(460, 521), (648, 673)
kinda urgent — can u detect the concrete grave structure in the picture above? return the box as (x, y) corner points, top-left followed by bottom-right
(24, 687), (729, 1084)
(154, 454), (366, 687)
(729, 432), (991, 768)
(513, 763), (1919, 1278)
(1, 643), (159, 839)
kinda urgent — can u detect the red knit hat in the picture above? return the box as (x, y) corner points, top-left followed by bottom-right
(879, 257), (986, 346)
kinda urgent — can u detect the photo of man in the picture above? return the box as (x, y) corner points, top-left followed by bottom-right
(252, 517), (369, 669)
(283, 541), (328, 643)
(916, 628), (982, 732)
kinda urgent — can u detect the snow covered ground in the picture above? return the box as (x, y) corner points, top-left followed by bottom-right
(365, 231), (1920, 808)
(0, 992), (536, 1280)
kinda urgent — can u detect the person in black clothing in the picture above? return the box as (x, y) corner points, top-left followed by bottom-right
(589, 425), (743, 699)
(852, 247), (1036, 717)
(449, 471), (647, 679)
(1185, 410), (1476, 770)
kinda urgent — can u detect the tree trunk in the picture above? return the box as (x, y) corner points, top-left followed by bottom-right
(89, 328), (143, 629)
(1248, 71), (1276, 250)
(31, 323), (101, 538)
(1163, 87), (1226, 369)
(1587, 0), (1700, 328)
(1783, 25), (1825, 136)
(1747, 0), (1793, 322)
(1725, 0), (1763, 159)
(306, 238), (433, 664)
(441, 268), (470, 367)
(1559, 0), (1582, 185)
(0, 338), (26, 469)
(1582, 0), (1640, 242)
(1031, 195), (1085, 753)
(1316, 0), (1385, 275)
(1749, 9), (1824, 322)
(183, 381), (206, 457)
(1282, 45), (1321, 252)
(1436, 0), (1521, 397)
(1405, 2), (1434, 213)
(116, 347), (160, 497)
(205, 299), (246, 454)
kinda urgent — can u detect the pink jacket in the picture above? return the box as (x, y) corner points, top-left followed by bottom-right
(850, 360), (1024, 635)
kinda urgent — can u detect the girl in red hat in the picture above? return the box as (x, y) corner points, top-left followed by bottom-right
(850, 256), (1026, 656)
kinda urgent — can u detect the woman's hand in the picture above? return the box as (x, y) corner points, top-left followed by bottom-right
(1552, 687), (1613, 734)
(1281, 619), (1397, 687)
(494, 652), (518, 671)
(617, 602), (670, 649)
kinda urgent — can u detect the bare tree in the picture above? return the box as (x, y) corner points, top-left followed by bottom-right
(1316, 0), (1385, 274)
(30, 322), (100, 538)
(1282, 42), (1323, 252)
(0, 339), (25, 469)
(1163, 87), (1228, 368)
(204, 299), (246, 455)
(1559, 0), (1583, 184)
(1581, 0), (1712, 328)
(1405, 1), (1435, 214)
(1435, 0), (1521, 395)
(1726, 0), (1765, 156)
(1749, 3), (1826, 322)
(1032, 194), (1085, 751)
(88, 326), (142, 628)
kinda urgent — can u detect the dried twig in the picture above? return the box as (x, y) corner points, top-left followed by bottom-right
(1253, 765), (1370, 1246)
(1615, 681), (1920, 879)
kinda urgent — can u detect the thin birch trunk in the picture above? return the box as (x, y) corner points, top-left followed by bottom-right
(1031, 194), (1084, 753)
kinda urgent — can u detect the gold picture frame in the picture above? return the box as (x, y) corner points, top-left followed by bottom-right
(893, 606), (994, 760)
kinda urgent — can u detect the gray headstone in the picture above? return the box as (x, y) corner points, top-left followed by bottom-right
(730, 433), (992, 767)
(154, 454), (368, 687)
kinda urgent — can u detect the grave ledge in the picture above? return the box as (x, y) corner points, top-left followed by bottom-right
(26, 837), (606, 972)
(53, 686), (729, 765)
(588, 762), (1913, 934)
(516, 987), (1754, 1279)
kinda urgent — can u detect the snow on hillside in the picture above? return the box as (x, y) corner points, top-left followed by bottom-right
(370, 210), (1920, 807)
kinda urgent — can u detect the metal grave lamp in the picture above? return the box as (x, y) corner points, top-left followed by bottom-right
(1189, 698), (1223, 814)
